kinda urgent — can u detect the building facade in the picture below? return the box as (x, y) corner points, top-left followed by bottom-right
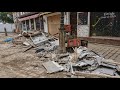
(76, 12), (120, 45)
(13, 12), (120, 45)
(13, 12), (44, 33)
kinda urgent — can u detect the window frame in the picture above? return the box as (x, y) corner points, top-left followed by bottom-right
(77, 12), (89, 25)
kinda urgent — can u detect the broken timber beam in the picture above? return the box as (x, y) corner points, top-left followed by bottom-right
(23, 46), (33, 52)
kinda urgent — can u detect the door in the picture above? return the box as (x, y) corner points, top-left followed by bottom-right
(47, 14), (60, 37)
(77, 12), (90, 37)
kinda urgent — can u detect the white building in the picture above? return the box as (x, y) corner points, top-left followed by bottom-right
(0, 23), (15, 33)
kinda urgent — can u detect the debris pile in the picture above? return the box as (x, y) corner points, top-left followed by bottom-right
(72, 46), (120, 76)
(42, 45), (120, 77)
(2, 31), (120, 78)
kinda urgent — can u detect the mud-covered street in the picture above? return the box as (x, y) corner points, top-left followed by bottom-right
(0, 33), (120, 78)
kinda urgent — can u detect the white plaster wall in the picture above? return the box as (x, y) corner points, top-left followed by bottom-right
(0, 23), (15, 32)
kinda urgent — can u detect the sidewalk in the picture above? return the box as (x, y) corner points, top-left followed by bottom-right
(88, 43), (120, 63)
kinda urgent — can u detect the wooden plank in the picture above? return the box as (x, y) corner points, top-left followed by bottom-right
(23, 46), (33, 52)
(75, 71), (120, 78)
(47, 14), (60, 36)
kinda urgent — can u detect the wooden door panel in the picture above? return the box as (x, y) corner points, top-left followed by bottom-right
(48, 14), (60, 36)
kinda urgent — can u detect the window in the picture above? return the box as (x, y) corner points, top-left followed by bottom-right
(17, 12), (19, 17)
(35, 17), (40, 30)
(26, 20), (30, 30)
(78, 12), (88, 25)
(40, 17), (44, 30)
(20, 12), (22, 15)
(22, 21), (26, 30)
(30, 19), (34, 30)
(19, 12), (21, 16)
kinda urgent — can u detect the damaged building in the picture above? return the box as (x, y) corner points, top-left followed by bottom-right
(13, 12), (120, 45)
(13, 12), (75, 36)
(7, 12), (120, 78)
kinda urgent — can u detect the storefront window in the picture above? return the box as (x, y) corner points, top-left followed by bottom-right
(40, 17), (44, 30)
(26, 20), (29, 30)
(78, 12), (88, 25)
(35, 17), (40, 30)
(22, 21), (26, 30)
(31, 19), (34, 30)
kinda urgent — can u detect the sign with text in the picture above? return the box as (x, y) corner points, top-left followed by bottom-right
(101, 12), (116, 19)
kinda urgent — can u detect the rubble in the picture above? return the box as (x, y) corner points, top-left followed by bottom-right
(28, 31), (120, 77)
(0, 31), (120, 78)
(42, 61), (64, 74)
(23, 41), (30, 46)
(72, 47), (120, 77)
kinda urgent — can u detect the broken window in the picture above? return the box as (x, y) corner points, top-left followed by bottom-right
(31, 19), (34, 30)
(78, 12), (88, 25)
(40, 17), (44, 31)
(26, 20), (30, 30)
(35, 17), (40, 30)
(22, 21), (26, 30)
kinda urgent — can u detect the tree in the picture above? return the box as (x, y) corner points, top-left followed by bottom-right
(0, 12), (14, 36)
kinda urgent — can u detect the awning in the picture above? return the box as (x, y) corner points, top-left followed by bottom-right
(39, 12), (52, 16)
(18, 14), (39, 22)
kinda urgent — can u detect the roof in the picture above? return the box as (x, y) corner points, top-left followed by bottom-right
(18, 14), (39, 21)
(18, 12), (39, 18)
(18, 12), (54, 21)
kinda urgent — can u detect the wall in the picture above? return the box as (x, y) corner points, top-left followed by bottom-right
(0, 23), (15, 33)
(43, 12), (61, 33)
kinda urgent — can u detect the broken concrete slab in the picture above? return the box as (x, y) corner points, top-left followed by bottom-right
(42, 61), (64, 74)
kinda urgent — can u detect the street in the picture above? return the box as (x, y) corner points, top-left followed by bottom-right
(0, 33), (120, 78)
(88, 43), (120, 62)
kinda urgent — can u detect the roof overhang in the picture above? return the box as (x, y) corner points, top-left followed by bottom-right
(18, 14), (39, 22)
